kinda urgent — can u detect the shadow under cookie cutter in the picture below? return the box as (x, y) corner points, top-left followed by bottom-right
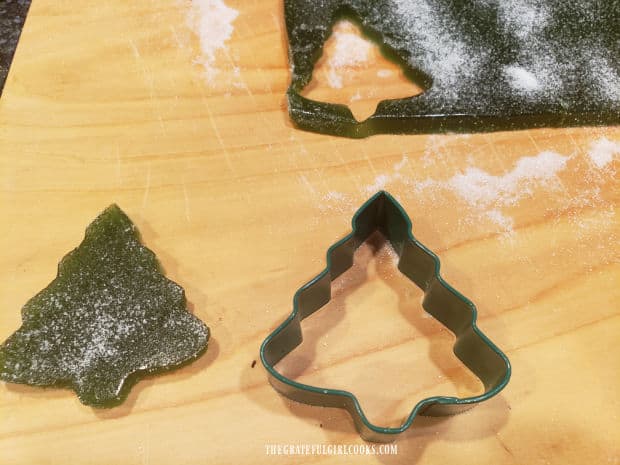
(260, 191), (511, 442)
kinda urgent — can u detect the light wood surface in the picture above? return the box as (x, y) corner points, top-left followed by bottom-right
(0, 1), (618, 464)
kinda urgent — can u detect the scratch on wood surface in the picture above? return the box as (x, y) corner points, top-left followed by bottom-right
(222, 47), (251, 96)
(289, 131), (310, 158)
(496, 434), (515, 458)
(141, 422), (151, 465)
(168, 25), (185, 49)
(222, 48), (276, 136)
(360, 144), (378, 176)
(270, 12), (282, 33)
(129, 38), (167, 136)
(236, 14), (274, 94)
(182, 178), (192, 223)
(224, 13), (277, 135)
(482, 132), (504, 161)
(142, 163), (152, 208)
(564, 129), (583, 154)
(115, 144), (122, 187)
(313, 167), (332, 196)
(298, 173), (317, 196)
(204, 101), (238, 177)
(328, 138), (364, 191)
(526, 130), (543, 154)
(129, 39), (141, 60)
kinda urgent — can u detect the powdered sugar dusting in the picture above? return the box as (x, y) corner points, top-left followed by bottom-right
(497, 0), (549, 40)
(324, 191), (346, 202)
(409, 151), (568, 233)
(187, 0), (239, 83)
(324, 22), (372, 89)
(365, 155), (409, 193)
(495, 0), (559, 97)
(496, 1), (618, 101)
(485, 209), (515, 232)
(504, 65), (541, 93)
(588, 53), (620, 103)
(288, 0), (619, 123)
(312, 140), (615, 237)
(446, 151), (568, 208)
(587, 137), (620, 169)
(391, 0), (485, 97)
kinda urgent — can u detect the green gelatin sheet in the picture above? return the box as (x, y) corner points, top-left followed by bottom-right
(285, 0), (620, 137)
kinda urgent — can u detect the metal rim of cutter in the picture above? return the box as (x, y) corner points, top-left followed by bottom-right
(260, 191), (511, 442)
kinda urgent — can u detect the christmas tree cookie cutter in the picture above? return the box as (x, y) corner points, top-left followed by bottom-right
(260, 191), (511, 442)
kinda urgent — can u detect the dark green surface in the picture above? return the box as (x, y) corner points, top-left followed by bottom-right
(285, 0), (620, 137)
(0, 205), (210, 407)
(261, 191), (511, 442)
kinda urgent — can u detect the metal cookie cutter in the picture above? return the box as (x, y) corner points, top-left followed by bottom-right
(260, 191), (511, 442)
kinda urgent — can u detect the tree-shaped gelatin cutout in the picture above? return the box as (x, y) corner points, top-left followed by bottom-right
(0, 205), (210, 407)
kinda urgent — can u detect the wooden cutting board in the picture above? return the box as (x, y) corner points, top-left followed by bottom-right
(1, 1), (618, 464)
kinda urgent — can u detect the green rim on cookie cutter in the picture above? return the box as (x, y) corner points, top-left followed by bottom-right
(260, 191), (511, 442)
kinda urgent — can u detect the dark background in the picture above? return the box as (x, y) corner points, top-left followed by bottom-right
(0, 0), (31, 95)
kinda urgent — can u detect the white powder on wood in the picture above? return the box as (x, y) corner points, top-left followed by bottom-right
(364, 155), (408, 193)
(486, 208), (514, 229)
(324, 191), (346, 201)
(311, 135), (616, 237)
(364, 174), (394, 193)
(187, 0), (239, 83)
(325, 23), (372, 89)
(587, 137), (620, 169)
(445, 151), (568, 208)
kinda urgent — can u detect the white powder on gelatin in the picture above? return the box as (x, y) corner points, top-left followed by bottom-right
(289, 0), (619, 115)
(496, 0), (549, 40)
(391, 0), (482, 93)
(504, 65), (541, 93)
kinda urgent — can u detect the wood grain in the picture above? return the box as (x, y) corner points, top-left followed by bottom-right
(0, 0), (618, 464)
